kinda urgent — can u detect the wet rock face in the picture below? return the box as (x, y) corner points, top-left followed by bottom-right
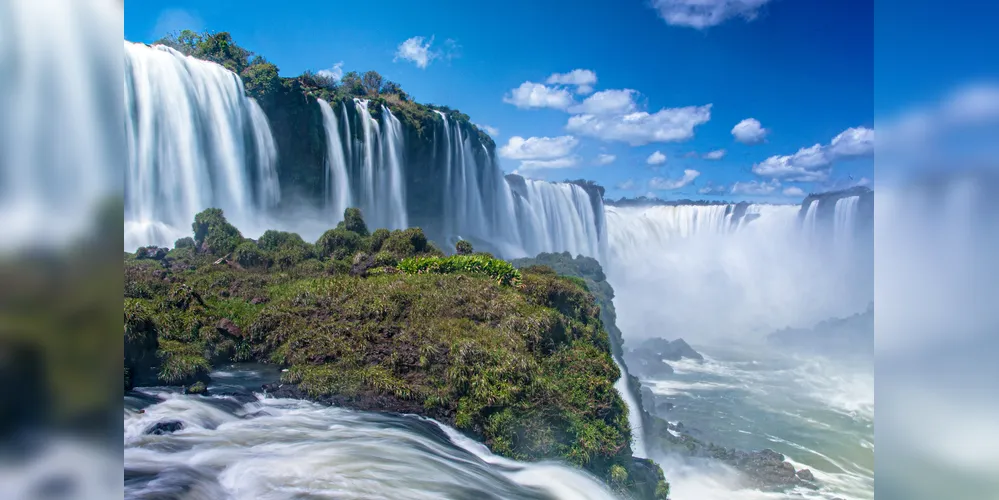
(623, 337), (703, 378)
(144, 420), (183, 435)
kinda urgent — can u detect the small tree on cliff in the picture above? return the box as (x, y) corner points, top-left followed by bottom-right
(455, 240), (473, 255)
(362, 71), (383, 96)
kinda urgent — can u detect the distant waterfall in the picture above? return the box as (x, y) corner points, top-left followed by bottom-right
(833, 195), (860, 244)
(511, 181), (606, 260)
(317, 99), (351, 219)
(802, 199), (819, 237)
(314, 98), (408, 230)
(123, 41), (279, 249)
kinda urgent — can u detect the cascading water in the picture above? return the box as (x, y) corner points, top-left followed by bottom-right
(318, 99), (352, 219)
(381, 106), (408, 230)
(123, 41), (279, 250)
(833, 195), (860, 244)
(802, 199), (819, 237)
(510, 181), (606, 260)
(125, 378), (619, 500)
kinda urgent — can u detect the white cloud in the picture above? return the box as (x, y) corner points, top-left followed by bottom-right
(566, 104), (712, 146)
(503, 82), (574, 110)
(828, 126), (875, 157)
(475, 123), (500, 137)
(782, 186), (806, 197)
(316, 61), (344, 82)
(732, 118), (768, 144)
(703, 149), (726, 160)
(594, 154), (616, 166)
(649, 169), (700, 190)
(394, 36), (437, 69)
(498, 135), (578, 160)
(698, 181), (728, 195)
(752, 144), (831, 181)
(941, 83), (999, 123)
(646, 151), (667, 165)
(518, 157), (580, 170)
(568, 89), (638, 115)
(650, 0), (775, 29)
(617, 179), (639, 191)
(731, 179), (781, 195)
(547, 69), (598, 95)
(753, 126), (875, 182)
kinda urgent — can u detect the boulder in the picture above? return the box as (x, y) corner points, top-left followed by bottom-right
(144, 420), (183, 435)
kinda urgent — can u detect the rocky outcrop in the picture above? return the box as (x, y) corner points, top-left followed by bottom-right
(622, 337), (703, 379)
(767, 302), (873, 358)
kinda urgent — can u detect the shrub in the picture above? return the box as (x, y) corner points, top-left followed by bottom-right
(192, 208), (243, 256)
(337, 207), (369, 236)
(257, 230), (308, 252)
(610, 464), (628, 485)
(455, 240), (473, 255)
(316, 228), (362, 260)
(233, 241), (270, 269)
(382, 227), (429, 258)
(369, 228), (390, 252)
(273, 245), (313, 270)
(373, 251), (398, 267)
(174, 237), (196, 249)
(397, 255), (522, 287)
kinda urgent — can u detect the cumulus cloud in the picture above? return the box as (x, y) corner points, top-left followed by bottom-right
(703, 149), (726, 160)
(594, 154), (616, 166)
(317, 61), (344, 82)
(649, 169), (700, 190)
(394, 36), (437, 68)
(697, 181), (728, 195)
(475, 123), (500, 137)
(566, 104), (712, 146)
(752, 144), (831, 181)
(730, 178), (781, 195)
(732, 118), (768, 144)
(782, 186), (806, 197)
(503, 82), (574, 110)
(617, 179), (639, 191)
(753, 126), (875, 181)
(649, 0), (775, 29)
(518, 157), (580, 170)
(498, 136), (578, 160)
(828, 126), (875, 157)
(547, 69), (598, 95)
(568, 89), (638, 115)
(646, 151), (667, 165)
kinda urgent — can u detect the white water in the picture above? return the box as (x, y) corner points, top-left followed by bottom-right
(123, 41), (279, 249)
(381, 106), (409, 229)
(0, 0), (123, 251)
(832, 196), (860, 245)
(512, 181), (606, 259)
(802, 200), (819, 238)
(125, 389), (619, 500)
(318, 99), (352, 219)
(605, 204), (871, 342)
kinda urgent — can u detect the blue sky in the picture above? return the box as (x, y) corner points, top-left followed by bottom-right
(125, 0), (880, 202)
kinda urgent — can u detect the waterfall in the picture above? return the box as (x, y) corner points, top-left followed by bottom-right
(355, 99), (380, 226)
(802, 199), (819, 237)
(123, 41), (279, 249)
(318, 99), (352, 219)
(381, 106), (408, 230)
(510, 181), (605, 260)
(833, 195), (860, 244)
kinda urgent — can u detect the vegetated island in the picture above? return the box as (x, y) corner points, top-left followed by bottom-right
(124, 207), (670, 500)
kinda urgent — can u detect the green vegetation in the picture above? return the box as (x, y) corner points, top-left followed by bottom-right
(123, 208), (666, 497)
(455, 239), (473, 255)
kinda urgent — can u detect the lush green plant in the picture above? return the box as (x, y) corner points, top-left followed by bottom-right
(337, 207), (369, 236)
(381, 227), (432, 257)
(373, 251), (398, 268)
(369, 228), (390, 252)
(316, 228), (362, 260)
(257, 230), (309, 252)
(455, 240), (473, 255)
(234, 241), (270, 269)
(397, 254), (522, 287)
(174, 236), (196, 249)
(192, 208), (243, 256)
(610, 464), (629, 485)
(242, 59), (280, 100)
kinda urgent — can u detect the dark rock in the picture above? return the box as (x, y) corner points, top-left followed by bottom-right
(250, 296), (268, 305)
(216, 318), (242, 338)
(144, 420), (184, 435)
(797, 468), (816, 481)
(349, 252), (375, 277)
(135, 246), (168, 260)
(622, 337), (703, 378)
(629, 457), (665, 499)
(185, 381), (208, 395)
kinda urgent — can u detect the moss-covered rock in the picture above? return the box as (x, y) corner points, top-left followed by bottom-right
(124, 212), (664, 497)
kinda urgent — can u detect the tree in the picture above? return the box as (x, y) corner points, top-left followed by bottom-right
(241, 60), (280, 100)
(381, 80), (402, 95)
(362, 71), (383, 96)
(340, 71), (364, 96)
